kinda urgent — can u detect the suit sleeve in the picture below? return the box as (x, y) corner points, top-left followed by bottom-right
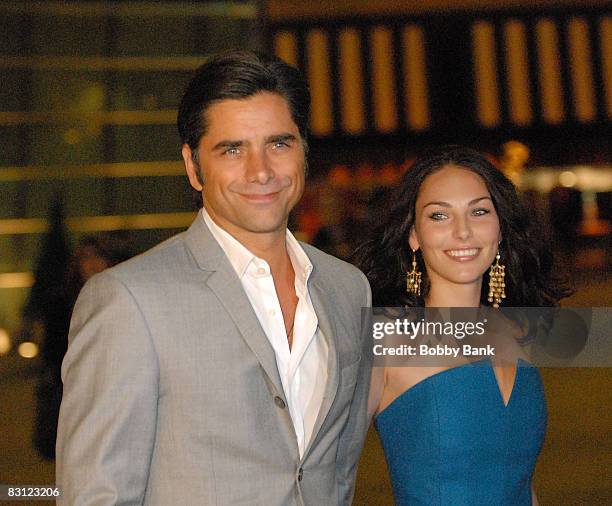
(56, 272), (159, 505)
(336, 270), (373, 505)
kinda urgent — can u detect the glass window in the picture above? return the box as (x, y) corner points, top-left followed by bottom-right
(29, 14), (107, 56)
(0, 71), (30, 111)
(112, 124), (179, 162)
(62, 178), (110, 217)
(110, 176), (192, 215)
(114, 16), (194, 57)
(0, 126), (27, 165)
(0, 182), (22, 217)
(110, 71), (193, 110)
(31, 71), (107, 112)
(192, 17), (259, 53)
(0, 14), (26, 55)
(29, 124), (103, 165)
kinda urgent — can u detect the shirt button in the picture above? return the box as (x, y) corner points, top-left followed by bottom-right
(274, 396), (286, 409)
(257, 267), (266, 275)
(297, 467), (303, 481)
(268, 309), (276, 316)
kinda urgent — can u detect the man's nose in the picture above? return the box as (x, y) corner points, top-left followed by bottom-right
(246, 151), (274, 184)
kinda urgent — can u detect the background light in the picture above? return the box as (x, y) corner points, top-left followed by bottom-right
(17, 341), (38, 359)
(0, 329), (11, 355)
(559, 170), (577, 187)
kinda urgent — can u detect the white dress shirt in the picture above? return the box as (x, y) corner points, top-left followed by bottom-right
(202, 209), (328, 457)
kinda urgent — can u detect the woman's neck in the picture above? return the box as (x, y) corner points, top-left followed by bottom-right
(425, 280), (482, 308)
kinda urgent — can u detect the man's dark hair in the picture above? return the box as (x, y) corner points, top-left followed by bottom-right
(177, 50), (310, 207)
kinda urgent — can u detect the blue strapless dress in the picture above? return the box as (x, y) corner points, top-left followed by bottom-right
(374, 359), (546, 505)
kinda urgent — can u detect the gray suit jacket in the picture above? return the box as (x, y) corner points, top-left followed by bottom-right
(56, 217), (372, 505)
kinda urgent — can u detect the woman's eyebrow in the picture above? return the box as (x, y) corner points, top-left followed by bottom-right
(421, 196), (492, 208)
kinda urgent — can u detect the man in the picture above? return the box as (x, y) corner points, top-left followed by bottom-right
(56, 50), (371, 505)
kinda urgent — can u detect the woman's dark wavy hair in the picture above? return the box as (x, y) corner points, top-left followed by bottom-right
(354, 146), (572, 308)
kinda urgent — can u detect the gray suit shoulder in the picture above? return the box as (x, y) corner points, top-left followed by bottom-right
(300, 242), (370, 294)
(94, 230), (193, 286)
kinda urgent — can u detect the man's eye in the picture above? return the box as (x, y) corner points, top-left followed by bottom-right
(429, 212), (447, 221)
(223, 147), (240, 156)
(472, 208), (491, 216)
(272, 141), (289, 150)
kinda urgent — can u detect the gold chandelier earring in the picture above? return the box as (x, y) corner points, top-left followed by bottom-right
(488, 250), (506, 308)
(406, 249), (422, 295)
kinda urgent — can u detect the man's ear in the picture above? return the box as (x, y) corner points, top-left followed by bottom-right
(408, 227), (420, 252)
(182, 144), (204, 191)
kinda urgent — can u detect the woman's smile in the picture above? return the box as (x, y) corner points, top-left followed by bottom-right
(444, 247), (481, 260)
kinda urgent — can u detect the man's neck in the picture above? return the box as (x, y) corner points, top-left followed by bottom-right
(245, 233), (290, 274)
(205, 208), (290, 273)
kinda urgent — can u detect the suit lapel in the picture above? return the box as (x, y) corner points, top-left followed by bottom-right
(184, 217), (343, 460)
(302, 276), (340, 460)
(183, 217), (285, 397)
(205, 268), (285, 394)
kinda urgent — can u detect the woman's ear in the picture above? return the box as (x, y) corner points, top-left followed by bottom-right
(408, 227), (420, 252)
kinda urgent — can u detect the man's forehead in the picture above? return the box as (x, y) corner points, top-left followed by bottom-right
(198, 95), (301, 150)
(203, 92), (295, 125)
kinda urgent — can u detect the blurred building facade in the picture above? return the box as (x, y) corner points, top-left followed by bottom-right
(266, 0), (611, 160)
(0, 1), (260, 343)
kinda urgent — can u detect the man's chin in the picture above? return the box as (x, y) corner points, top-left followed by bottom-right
(244, 222), (287, 234)
(232, 214), (288, 235)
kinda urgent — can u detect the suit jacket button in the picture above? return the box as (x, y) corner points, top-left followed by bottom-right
(274, 396), (286, 409)
(298, 467), (303, 481)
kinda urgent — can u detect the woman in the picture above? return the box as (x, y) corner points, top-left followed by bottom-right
(355, 146), (570, 505)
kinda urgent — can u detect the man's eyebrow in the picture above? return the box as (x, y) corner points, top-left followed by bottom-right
(211, 134), (297, 151)
(266, 133), (297, 144)
(212, 140), (245, 151)
(422, 196), (492, 208)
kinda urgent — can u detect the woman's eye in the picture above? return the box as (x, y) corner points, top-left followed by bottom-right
(472, 208), (491, 216)
(429, 212), (447, 221)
